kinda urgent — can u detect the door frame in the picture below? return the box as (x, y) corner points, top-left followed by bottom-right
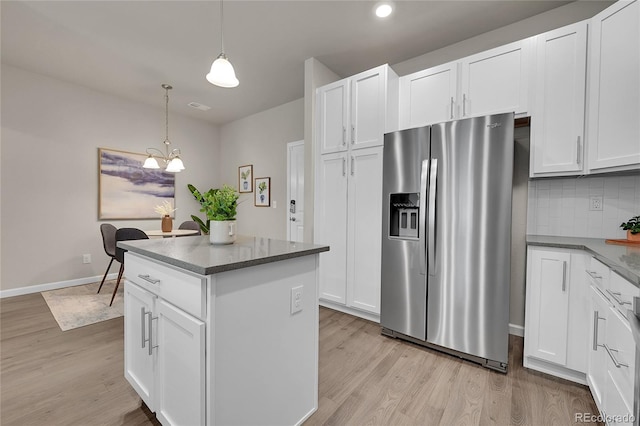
(286, 140), (304, 241)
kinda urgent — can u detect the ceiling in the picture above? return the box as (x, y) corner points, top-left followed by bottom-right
(1, 0), (576, 125)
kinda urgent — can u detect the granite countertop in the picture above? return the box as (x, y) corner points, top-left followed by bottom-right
(118, 235), (329, 276)
(527, 235), (640, 287)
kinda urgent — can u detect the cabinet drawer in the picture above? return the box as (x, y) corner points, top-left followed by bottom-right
(605, 308), (635, 409)
(609, 272), (639, 319)
(586, 257), (610, 293)
(125, 253), (206, 319)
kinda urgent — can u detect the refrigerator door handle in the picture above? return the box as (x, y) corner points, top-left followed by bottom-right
(428, 159), (438, 276)
(419, 159), (429, 275)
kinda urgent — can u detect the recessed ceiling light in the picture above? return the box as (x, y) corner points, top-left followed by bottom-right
(375, 3), (393, 18)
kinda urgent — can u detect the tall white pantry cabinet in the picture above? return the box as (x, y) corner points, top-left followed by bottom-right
(315, 64), (398, 321)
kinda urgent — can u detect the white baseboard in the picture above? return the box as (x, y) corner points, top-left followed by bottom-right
(509, 323), (525, 337)
(0, 273), (119, 299)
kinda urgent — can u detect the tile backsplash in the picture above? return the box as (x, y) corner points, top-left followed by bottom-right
(527, 174), (640, 239)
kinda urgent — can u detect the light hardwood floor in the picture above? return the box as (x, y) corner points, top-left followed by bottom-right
(1, 291), (600, 425)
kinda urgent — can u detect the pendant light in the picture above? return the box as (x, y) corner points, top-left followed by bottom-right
(206, 0), (239, 88)
(143, 84), (185, 173)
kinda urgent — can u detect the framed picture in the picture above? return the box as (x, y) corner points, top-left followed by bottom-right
(238, 165), (253, 193)
(254, 177), (271, 207)
(98, 148), (175, 219)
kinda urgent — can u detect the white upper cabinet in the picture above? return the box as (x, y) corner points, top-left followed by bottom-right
(587, 0), (640, 172)
(459, 38), (532, 118)
(530, 21), (588, 177)
(317, 65), (398, 155)
(317, 80), (349, 154)
(399, 61), (458, 129)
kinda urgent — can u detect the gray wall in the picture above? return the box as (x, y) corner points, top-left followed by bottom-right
(219, 99), (304, 240)
(0, 64), (220, 292)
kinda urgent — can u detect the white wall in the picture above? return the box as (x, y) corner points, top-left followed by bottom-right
(527, 175), (640, 239)
(219, 99), (304, 240)
(1, 64), (220, 293)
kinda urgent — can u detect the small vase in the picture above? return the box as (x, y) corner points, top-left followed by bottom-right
(161, 215), (173, 232)
(628, 230), (640, 242)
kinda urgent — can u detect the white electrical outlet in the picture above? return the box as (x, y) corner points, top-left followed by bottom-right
(290, 285), (303, 314)
(273, 201), (277, 209)
(590, 196), (603, 211)
(82, 254), (92, 264)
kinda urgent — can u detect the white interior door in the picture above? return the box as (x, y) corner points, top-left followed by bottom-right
(287, 140), (305, 242)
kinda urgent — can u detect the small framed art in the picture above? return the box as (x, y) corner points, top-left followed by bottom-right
(255, 177), (271, 207)
(238, 165), (253, 193)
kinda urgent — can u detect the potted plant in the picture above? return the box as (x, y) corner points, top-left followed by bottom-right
(240, 169), (251, 191)
(620, 215), (640, 242)
(187, 184), (214, 234)
(258, 181), (267, 203)
(201, 184), (239, 245)
(154, 199), (177, 232)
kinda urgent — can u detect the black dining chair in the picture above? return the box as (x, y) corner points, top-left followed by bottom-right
(97, 224), (117, 294)
(110, 228), (149, 306)
(178, 220), (201, 235)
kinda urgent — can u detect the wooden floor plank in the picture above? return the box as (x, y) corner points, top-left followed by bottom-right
(1, 296), (600, 425)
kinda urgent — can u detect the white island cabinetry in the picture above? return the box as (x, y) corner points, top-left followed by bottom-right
(120, 236), (329, 426)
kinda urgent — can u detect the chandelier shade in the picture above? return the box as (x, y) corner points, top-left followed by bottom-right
(206, 0), (239, 88)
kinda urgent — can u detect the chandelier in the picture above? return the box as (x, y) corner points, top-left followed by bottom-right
(206, 0), (239, 88)
(143, 84), (185, 173)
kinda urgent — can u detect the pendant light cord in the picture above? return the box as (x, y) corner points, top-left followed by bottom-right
(165, 86), (170, 146)
(220, 0), (225, 54)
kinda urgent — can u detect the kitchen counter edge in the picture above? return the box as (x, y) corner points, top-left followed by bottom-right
(526, 235), (640, 288)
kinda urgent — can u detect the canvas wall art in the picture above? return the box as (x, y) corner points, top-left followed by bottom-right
(239, 165), (253, 193)
(255, 177), (271, 207)
(99, 148), (175, 219)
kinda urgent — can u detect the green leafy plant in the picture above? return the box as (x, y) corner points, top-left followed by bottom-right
(241, 169), (250, 180)
(620, 215), (640, 234)
(187, 184), (214, 234)
(258, 181), (267, 193)
(201, 185), (239, 222)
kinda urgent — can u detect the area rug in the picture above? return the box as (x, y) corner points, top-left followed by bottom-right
(41, 280), (124, 331)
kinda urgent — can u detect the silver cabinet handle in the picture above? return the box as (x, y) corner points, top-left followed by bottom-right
(562, 261), (567, 292)
(450, 97), (454, 119)
(141, 308), (148, 349)
(351, 125), (355, 145)
(606, 289), (632, 306)
(138, 274), (160, 285)
(428, 159), (438, 276)
(462, 94), (467, 116)
(350, 156), (355, 176)
(603, 344), (629, 368)
(592, 310), (605, 351)
(419, 160), (429, 275)
(586, 270), (602, 280)
(576, 136), (581, 165)
(342, 126), (346, 146)
(342, 158), (346, 176)
(147, 313), (159, 356)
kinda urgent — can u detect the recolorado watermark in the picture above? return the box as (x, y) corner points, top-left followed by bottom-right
(575, 412), (636, 423)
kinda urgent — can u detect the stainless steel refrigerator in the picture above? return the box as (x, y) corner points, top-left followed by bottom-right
(380, 112), (514, 372)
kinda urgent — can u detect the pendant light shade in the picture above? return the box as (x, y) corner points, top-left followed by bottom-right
(142, 84), (185, 173)
(206, 0), (239, 88)
(206, 53), (239, 88)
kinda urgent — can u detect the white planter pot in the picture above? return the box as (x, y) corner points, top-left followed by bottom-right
(209, 220), (236, 245)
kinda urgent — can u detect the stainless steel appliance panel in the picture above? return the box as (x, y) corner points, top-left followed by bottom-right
(380, 126), (430, 340)
(426, 113), (514, 364)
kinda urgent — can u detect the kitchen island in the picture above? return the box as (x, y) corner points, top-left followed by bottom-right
(117, 235), (329, 426)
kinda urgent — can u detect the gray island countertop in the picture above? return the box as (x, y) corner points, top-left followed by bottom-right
(527, 235), (640, 287)
(118, 235), (329, 276)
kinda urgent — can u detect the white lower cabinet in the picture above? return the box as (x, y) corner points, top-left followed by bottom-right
(588, 285), (609, 410)
(524, 246), (588, 382)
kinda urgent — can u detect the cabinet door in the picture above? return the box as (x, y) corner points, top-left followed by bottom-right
(347, 146), (383, 314)
(588, 0), (640, 171)
(604, 371), (634, 426)
(351, 66), (386, 150)
(124, 281), (156, 411)
(315, 152), (348, 305)
(317, 79), (349, 154)
(460, 38), (531, 117)
(155, 300), (205, 426)
(525, 248), (571, 365)
(531, 22), (587, 176)
(588, 285), (609, 411)
(399, 62), (458, 129)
